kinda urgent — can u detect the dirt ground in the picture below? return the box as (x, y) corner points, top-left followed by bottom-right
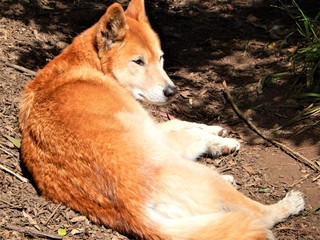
(0, 0), (319, 239)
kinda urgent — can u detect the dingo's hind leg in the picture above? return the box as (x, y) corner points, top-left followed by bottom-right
(149, 164), (304, 240)
(209, 175), (305, 229)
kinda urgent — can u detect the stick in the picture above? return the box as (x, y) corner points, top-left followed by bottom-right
(0, 145), (16, 158)
(5, 63), (37, 76)
(222, 80), (320, 172)
(289, 173), (311, 187)
(0, 163), (29, 183)
(0, 198), (22, 209)
(4, 224), (63, 239)
(44, 203), (61, 225)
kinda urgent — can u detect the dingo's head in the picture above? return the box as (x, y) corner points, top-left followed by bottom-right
(95, 0), (176, 105)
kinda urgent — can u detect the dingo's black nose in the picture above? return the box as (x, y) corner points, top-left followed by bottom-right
(163, 86), (177, 98)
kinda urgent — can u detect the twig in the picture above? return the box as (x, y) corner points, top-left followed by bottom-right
(0, 163), (29, 183)
(276, 226), (300, 231)
(222, 80), (320, 172)
(0, 145), (16, 158)
(4, 224), (63, 239)
(294, 120), (320, 135)
(0, 198), (22, 209)
(312, 174), (320, 182)
(289, 173), (311, 187)
(45, 203), (61, 225)
(5, 62), (37, 76)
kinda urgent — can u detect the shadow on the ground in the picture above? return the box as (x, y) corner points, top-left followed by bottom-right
(2, 0), (319, 148)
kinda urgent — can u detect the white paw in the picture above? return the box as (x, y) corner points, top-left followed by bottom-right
(221, 175), (236, 186)
(282, 190), (305, 215)
(208, 137), (240, 157)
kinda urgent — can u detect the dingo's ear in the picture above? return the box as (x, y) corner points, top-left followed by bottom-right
(96, 3), (127, 51)
(125, 0), (148, 22)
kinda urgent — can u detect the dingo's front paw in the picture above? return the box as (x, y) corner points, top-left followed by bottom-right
(208, 137), (240, 158)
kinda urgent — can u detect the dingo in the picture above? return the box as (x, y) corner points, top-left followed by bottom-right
(19, 0), (304, 239)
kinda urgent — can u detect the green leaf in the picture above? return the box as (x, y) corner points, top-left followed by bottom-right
(3, 134), (21, 148)
(58, 228), (67, 236)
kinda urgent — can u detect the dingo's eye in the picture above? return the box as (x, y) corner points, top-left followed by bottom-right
(133, 58), (145, 66)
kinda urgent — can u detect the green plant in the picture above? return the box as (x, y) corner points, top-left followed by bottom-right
(289, 0), (320, 89)
(291, 0), (318, 42)
(293, 39), (320, 89)
(269, 1), (320, 130)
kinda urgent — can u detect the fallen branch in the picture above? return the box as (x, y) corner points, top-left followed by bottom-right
(0, 163), (29, 183)
(4, 224), (62, 239)
(222, 80), (320, 172)
(5, 63), (37, 76)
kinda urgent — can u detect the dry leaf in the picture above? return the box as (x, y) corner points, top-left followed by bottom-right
(70, 216), (87, 223)
(22, 211), (41, 230)
(71, 228), (85, 235)
(180, 90), (190, 99)
(242, 165), (257, 174)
